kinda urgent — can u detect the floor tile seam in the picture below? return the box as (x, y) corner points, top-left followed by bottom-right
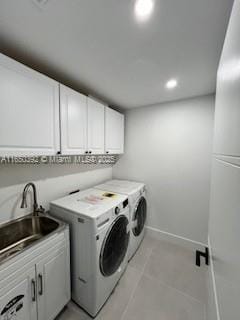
(142, 272), (207, 307)
(143, 246), (208, 305)
(120, 246), (155, 320)
(65, 247), (153, 320)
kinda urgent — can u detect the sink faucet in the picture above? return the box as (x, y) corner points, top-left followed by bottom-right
(20, 182), (45, 216)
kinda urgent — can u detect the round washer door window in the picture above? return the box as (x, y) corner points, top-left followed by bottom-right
(133, 197), (147, 237)
(100, 215), (130, 277)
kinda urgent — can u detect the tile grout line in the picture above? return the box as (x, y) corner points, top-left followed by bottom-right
(142, 272), (206, 307)
(121, 238), (207, 320)
(120, 245), (154, 320)
(144, 239), (209, 307)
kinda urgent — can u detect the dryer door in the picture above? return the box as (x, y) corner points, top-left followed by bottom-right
(100, 215), (129, 277)
(132, 197), (147, 237)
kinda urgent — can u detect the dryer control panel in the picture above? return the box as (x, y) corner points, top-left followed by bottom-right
(115, 199), (128, 215)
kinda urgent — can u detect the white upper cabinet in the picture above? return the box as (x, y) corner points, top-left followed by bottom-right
(60, 86), (106, 155)
(214, 0), (240, 157)
(0, 53), (60, 156)
(105, 107), (124, 154)
(0, 53), (124, 156)
(60, 84), (88, 155)
(87, 97), (105, 154)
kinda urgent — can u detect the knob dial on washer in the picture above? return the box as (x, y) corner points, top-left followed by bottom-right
(115, 207), (120, 215)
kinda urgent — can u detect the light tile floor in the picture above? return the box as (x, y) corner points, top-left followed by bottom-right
(56, 235), (207, 320)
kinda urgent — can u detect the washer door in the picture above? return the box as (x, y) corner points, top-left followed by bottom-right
(100, 215), (130, 277)
(132, 197), (147, 237)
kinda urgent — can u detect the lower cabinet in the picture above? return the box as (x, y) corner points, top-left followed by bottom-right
(0, 267), (37, 320)
(0, 229), (70, 320)
(37, 249), (70, 320)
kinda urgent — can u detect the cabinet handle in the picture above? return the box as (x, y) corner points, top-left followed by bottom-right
(85, 151), (88, 154)
(106, 151), (109, 154)
(89, 151), (92, 154)
(31, 279), (36, 302)
(38, 273), (43, 296)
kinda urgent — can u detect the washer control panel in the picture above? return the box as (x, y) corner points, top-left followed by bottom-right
(96, 198), (129, 231)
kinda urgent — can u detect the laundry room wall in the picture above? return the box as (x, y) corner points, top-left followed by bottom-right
(113, 95), (215, 245)
(0, 164), (112, 224)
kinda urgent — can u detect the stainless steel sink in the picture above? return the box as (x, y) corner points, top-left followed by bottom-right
(0, 215), (64, 264)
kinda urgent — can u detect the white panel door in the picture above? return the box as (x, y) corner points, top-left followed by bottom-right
(214, 0), (240, 157)
(0, 267), (37, 320)
(87, 97), (105, 154)
(105, 107), (124, 154)
(60, 84), (88, 155)
(36, 249), (70, 320)
(0, 53), (60, 156)
(209, 158), (240, 320)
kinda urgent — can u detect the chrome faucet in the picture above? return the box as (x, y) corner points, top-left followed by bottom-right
(20, 182), (45, 216)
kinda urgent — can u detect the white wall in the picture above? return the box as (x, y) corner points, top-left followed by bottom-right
(0, 164), (112, 224)
(113, 95), (215, 244)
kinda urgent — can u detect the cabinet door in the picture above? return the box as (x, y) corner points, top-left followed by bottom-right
(87, 97), (105, 154)
(0, 53), (60, 156)
(60, 84), (88, 155)
(0, 267), (37, 320)
(105, 107), (124, 154)
(36, 249), (70, 320)
(209, 158), (240, 320)
(214, 0), (240, 157)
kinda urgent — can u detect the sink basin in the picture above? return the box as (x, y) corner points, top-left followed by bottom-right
(0, 215), (62, 264)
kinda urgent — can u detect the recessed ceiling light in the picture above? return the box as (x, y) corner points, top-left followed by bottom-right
(134, 0), (154, 22)
(165, 79), (178, 90)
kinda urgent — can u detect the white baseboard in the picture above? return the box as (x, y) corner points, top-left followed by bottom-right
(208, 237), (220, 320)
(146, 226), (207, 251)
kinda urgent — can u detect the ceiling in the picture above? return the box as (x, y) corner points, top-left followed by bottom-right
(0, 0), (234, 109)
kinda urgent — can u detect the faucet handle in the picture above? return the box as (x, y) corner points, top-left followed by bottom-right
(39, 205), (45, 213)
(36, 205), (45, 214)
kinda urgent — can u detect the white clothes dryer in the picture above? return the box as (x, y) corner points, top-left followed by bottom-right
(94, 180), (146, 261)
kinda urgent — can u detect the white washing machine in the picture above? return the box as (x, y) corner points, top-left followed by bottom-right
(94, 180), (147, 261)
(50, 188), (130, 317)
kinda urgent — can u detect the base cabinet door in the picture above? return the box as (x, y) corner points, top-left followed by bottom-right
(105, 107), (124, 154)
(36, 249), (70, 320)
(0, 267), (37, 320)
